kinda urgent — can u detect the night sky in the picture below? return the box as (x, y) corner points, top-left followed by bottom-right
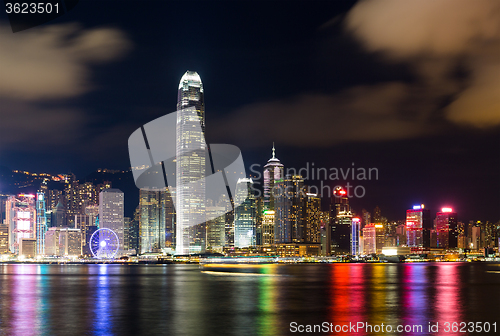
(0, 0), (499, 222)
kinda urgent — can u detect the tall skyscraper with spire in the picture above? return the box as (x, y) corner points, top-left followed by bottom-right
(260, 145), (284, 246)
(176, 71), (207, 254)
(263, 144), (284, 211)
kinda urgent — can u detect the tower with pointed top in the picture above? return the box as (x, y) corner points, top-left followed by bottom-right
(176, 71), (207, 254)
(263, 145), (284, 211)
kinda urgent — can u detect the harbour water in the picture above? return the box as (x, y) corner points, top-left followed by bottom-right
(0, 263), (499, 335)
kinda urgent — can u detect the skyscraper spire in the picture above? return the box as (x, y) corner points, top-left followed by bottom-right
(272, 143), (276, 159)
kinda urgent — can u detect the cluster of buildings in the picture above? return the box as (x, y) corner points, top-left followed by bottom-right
(0, 185), (125, 258)
(134, 71), (500, 258)
(0, 71), (498, 260)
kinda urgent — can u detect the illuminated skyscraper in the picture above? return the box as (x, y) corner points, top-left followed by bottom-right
(206, 206), (226, 252)
(274, 174), (306, 244)
(262, 211), (275, 246)
(176, 71), (207, 255)
(263, 145), (284, 211)
(45, 189), (63, 214)
(434, 207), (458, 249)
(373, 206), (382, 222)
(6, 194), (36, 254)
(64, 180), (101, 228)
(274, 176), (292, 243)
(51, 201), (67, 228)
(304, 193), (321, 243)
(351, 218), (361, 255)
(375, 223), (385, 253)
(36, 192), (47, 255)
(139, 189), (169, 254)
(255, 197), (264, 246)
(79, 205), (99, 256)
(99, 189), (124, 254)
(406, 205), (431, 248)
(234, 178), (256, 248)
(330, 187), (352, 254)
(362, 224), (376, 255)
(470, 225), (480, 250)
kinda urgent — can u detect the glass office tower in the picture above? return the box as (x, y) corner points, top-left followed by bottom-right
(234, 178), (256, 248)
(176, 71), (207, 254)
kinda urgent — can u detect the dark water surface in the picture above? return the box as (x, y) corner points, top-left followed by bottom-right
(0, 263), (499, 335)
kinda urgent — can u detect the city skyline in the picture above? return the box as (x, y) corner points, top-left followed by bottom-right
(1, 2), (500, 335)
(0, 1), (498, 224)
(0, 156), (498, 224)
(2, 67), (497, 260)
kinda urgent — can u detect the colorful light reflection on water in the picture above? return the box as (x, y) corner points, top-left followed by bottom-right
(0, 263), (496, 335)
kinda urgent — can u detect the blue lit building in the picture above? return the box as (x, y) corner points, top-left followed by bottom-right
(351, 218), (360, 255)
(36, 192), (47, 255)
(234, 178), (256, 248)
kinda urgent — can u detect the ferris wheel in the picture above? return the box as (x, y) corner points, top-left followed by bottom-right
(90, 228), (120, 259)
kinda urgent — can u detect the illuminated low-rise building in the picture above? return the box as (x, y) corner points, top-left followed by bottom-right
(382, 246), (411, 256)
(45, 227), (82, 256)
(276, 243), (321, 257)
(19, 239), (36, 258)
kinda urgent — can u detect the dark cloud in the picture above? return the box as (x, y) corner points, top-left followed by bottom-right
(213, 0), (500, 147)
(0, 24), (131, 100)
(0, 99), (85, 149)
(0, 23), (132, 152)
(346, 0), (500, 127)
(212, 83), (437, 147)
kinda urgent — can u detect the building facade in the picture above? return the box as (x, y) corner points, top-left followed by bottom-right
(234, 178), (256, 248)
(330, 187), (352, 254)
(139, 189), (168, 254)
(99, 189), (124, 255)
(176, 71), (207, 255)
(406, 205), (431, 248)
(6, 194), (36, 254)
(36, 192), (47, 255)
(263, 145), (284, 211)
(434, 208), (458, 249)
